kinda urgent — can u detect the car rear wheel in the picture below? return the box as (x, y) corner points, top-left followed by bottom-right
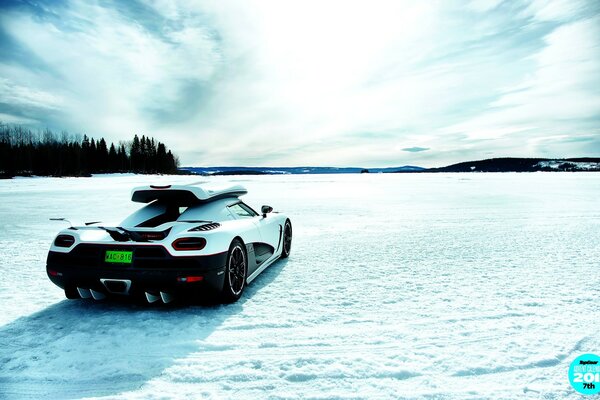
(221, 239), (247, 303)
(281, 220), (292, 258)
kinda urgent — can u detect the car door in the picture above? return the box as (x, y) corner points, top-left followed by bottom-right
(257, 212), (281, 249)
(226, 202), (267, 274)
(229, 202), (281, 260)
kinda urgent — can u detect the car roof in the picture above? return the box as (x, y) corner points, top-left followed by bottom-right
(177, 197), (241, 222)
(131, 183), (247, 204)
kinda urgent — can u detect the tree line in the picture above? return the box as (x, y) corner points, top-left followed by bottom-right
(0, 124), (179, 178)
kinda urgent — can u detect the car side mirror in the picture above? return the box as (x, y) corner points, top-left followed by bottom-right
(261, 205), (273, 217)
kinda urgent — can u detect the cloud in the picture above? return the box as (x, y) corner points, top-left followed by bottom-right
(0, 112), (38, 124)
(402, 147), (430, 153)
(0, 0), (599, 167)
(0, 78), (63, 110)
(521, 0), (598, 22)
(441, 14), (600, 160)
(0, 0), (221, 135)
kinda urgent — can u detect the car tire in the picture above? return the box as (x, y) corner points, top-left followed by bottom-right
(64, 286), (79, 299)
(281, 219), (292, 258)
(221, 239), (247, 303)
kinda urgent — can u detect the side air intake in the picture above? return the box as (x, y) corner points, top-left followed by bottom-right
(190, 223), (221, 232)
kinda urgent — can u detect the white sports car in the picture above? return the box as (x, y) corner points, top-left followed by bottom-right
(46, 183), (292, 303)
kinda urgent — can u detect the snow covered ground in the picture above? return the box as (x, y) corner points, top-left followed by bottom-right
(536, 160), (600, 171)
(0, 173), (599, 399)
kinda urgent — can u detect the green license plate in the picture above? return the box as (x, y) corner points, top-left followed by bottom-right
(105, 250), (133, 264)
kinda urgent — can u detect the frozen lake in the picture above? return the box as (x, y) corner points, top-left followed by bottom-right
(0, 173), (598, 399)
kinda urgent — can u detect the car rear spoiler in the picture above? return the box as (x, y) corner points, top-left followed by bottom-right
(131, 184), (247, 204)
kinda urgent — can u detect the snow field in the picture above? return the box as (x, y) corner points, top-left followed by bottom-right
(0, 173), (599, 399)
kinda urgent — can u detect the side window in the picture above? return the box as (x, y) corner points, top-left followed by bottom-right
(228, 203), (256, 218)
(239, 202), (259, 216)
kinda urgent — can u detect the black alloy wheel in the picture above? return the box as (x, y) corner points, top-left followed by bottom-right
(281, 220), (292, 258)
(222, 239), (247, 303)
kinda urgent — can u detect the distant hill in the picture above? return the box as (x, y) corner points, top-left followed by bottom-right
(180, 166), (425, 175)
(423, 157), (600, 173)
(179, 157), (600, 176)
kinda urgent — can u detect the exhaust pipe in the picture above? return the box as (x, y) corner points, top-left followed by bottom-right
(100, 279), (131, 294)
(145, 292), (160, 303)
(90, 289), (106, 300)
(77, 287), (92, 299)
(160, 291), (174, 304)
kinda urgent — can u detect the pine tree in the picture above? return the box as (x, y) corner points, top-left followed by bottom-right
(118, 143), (128, 171)
(90, 138), (97, 173)
(81, 135), (90, 174)
(131, 135), (140, 172)
(108, 143), (118, 173)
(98, 138), (108, 172)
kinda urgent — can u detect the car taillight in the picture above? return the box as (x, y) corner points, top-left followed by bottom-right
(172, 237), (206, 251)
(177, 276), (204, 283)
(54, 234), (75, 248)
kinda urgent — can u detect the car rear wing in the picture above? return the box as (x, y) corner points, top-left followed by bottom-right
(131, 184), (247, 205)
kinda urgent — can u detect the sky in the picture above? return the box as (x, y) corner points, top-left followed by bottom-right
(0, 0), (599, 167)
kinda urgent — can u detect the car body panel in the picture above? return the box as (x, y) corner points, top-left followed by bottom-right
(46, 184), (290, 302)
